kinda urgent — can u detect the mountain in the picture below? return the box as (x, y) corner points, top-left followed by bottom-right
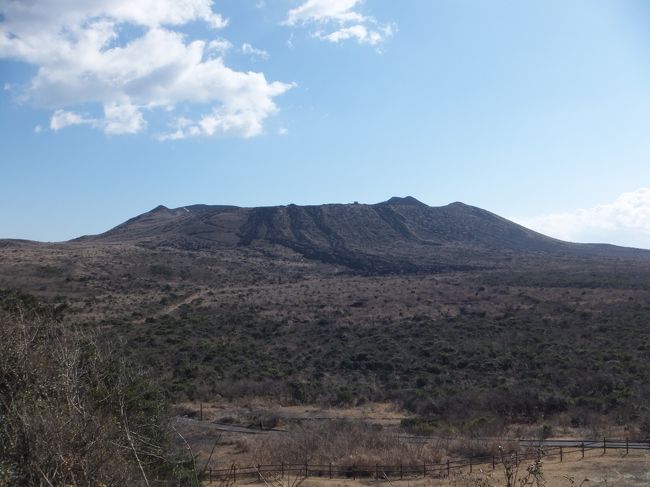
(5, 197), (650, 426)
(74, 196), (650, 273)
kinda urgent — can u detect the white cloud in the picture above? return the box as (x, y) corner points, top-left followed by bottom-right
(284, 0), (394, 46)
(0, 1), (292, 138)
(158, 77), (296, 140)
(0, 0), (227, 41)
(49, 110), (97, 131)
(104, 101), (146, 134)
(285, 0), (366, 25)
(514, 188), (650, 249)
(207, 38), (233, 54)
(242, 43), (270, 60)
(315, 23), (394, 45)
(286, 33), (296, 49)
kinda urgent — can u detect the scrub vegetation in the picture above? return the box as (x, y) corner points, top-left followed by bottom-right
(3, 199), (650, 484)
(0, 291), (198, 486)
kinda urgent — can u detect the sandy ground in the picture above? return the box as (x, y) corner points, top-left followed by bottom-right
(539, 449), (650, 486)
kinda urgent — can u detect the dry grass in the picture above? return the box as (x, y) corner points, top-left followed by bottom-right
(203, 449), (650, 487)
(173, 401), (518, 469)
(175, 401), (409, 427)
(235, 421), (445, 466)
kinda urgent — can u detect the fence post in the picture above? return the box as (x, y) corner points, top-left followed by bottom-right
(305, 463), (308, 478)
(560, 446), (563, 463)
(447, 459), (450, 477)
(603, 437), (606, 455)
(492, 455), (495, 470)
(400, 463), (403, 480)
(423, 462), (426, 477)
(281, 462), (284, 479)
(469, 457), (472, 473)
(233, 465), (237, 483)
(581, 442), (585, 459)
(257, 465), (261, 482)
(329, 462), (332, 479)
(209, 469), (212, 484)
(352, 465), (356, 480)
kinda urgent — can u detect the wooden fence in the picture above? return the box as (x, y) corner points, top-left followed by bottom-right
(201, 437), (644, 483)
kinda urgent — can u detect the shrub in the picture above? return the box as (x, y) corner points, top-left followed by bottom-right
(400, 417), (438, 436)
(240, 420), (444, 466)
(0, 298), (196, 486)
(150, 264), (174, 278)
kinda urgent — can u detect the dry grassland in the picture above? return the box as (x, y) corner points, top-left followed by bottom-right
(202, 449), (650, 487)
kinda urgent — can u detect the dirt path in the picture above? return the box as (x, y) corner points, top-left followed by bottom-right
(135, 288), (208, 324)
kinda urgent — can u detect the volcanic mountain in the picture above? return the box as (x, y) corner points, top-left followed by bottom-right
(74, 196), (650, 273)
(5, 197), (650, 425)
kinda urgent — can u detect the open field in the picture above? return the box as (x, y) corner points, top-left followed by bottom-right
(200, 449), (650, 487)
(171, 401), (650, 487)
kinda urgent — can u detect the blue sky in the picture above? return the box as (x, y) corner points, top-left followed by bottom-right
(1, 0), (650, 247)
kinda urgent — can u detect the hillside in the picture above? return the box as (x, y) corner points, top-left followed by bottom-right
(3, 198), (650, 431)
(75, 197), (650, 273)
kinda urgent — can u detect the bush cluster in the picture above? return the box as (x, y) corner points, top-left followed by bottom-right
(0, 292), (197, 486)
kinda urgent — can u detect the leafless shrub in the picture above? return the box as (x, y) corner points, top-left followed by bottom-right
(499, 446), (545, 487)
(0, 302), (196, 486)
(239, 420), (444, 466)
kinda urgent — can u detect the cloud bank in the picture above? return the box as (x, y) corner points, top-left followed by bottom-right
(0, 0), (293, 139)
(284, 0), (395, 46)
(514, 188), (650, 249)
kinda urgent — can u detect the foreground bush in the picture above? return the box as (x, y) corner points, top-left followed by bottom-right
(0, 295), (197, 486)
(240, 420), (444, 466)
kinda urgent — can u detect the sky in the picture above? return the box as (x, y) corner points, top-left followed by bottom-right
(1, 0), (650, 248)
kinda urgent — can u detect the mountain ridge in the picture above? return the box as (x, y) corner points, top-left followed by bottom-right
(59, 196), (650, 274)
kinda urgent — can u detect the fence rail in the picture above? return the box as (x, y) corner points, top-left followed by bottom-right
(200, 437), (649, 483)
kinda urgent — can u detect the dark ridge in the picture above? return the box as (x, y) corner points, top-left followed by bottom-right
(59, 198), (650, 274)
(181, 204), (241, 214)
(380, 196), (427, 206)
(372, 204), (421, 241)
(0, 239), (40, 248)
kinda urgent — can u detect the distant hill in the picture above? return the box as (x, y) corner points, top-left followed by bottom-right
(73, 196), (650, 273)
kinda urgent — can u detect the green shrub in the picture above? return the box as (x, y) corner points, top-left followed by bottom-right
(400, 417), (438, 435)
(150, 264), (174, 278)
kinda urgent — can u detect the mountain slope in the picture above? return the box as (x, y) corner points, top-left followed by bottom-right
(4, 199), (650, 426)
(74, 197), (650, 273)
